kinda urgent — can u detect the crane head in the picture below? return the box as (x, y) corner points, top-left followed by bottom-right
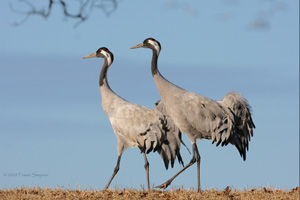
(83, 47), (114, 64)
(130, 38), (161, 55)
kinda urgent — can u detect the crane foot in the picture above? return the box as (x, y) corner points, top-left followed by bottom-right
(155, 180), (172, 190)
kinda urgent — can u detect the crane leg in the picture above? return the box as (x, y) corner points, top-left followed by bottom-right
(104, 155), (122, 190)
(195, 144), (201, 192)
(155, 143), (201, 191)
(142, 151), (150, 190)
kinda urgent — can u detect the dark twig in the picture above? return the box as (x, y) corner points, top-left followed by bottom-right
(10, 0), (119, 27)
(10, 0), (53, 26)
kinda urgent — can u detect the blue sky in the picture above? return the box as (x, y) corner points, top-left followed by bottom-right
(0, 0), (299, 190)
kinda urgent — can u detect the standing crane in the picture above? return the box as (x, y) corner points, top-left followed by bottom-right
(83, 47), (188, 190)
(130, 38), (255, 192)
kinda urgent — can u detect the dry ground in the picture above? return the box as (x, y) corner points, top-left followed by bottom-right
(0, 186), (298, 200)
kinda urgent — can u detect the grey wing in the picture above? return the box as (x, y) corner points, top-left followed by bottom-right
(218, 92), (256, 160)
(155, 100), (188, 169)
(109, 103), (165, 154)
(179, 91), (254, 161)
(181, 93), (235, 147)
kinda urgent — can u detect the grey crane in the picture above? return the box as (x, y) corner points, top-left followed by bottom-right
(83, 47), (189, 190)
(130, 38), (256, 192)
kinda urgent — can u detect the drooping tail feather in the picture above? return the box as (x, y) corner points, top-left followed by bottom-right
(155, 100), (189, 169)
(218, 92), (255, 160)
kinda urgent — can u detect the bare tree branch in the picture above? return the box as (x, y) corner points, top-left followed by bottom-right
(92, 0), (118, 16)
(10, 0), (54, 26)
(10, 0), (119, 27)
(10, 0), (286, 30)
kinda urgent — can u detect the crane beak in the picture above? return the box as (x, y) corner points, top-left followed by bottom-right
(83, 52), (97, 59)
(130, 43), (144, 49)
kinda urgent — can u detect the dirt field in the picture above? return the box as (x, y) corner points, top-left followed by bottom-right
(0, 186), (298, 200)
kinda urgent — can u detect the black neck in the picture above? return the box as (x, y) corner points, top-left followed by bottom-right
(151, 51), (159, 76)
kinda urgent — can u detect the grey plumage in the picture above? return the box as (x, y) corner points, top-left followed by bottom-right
(130, 38), (255, 192)
(83, 47), (185, 190)
(155, 100), (190, 169)
(217, 92), (255, 159)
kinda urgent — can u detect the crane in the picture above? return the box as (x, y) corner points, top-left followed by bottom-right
(130, 38), (255, 192)
(83, 47), (189, 190)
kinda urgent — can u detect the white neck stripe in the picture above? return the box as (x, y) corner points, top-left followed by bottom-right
(101, 50), (112, 66)
(106, 53), (112, 66)
(148, 40), (160, 56)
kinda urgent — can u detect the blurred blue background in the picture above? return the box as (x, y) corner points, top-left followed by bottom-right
(0, 0), (298, 190)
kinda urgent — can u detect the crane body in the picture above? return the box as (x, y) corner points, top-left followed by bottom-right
(83, 47), (186, 190)
(130, 38), (255, 192)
